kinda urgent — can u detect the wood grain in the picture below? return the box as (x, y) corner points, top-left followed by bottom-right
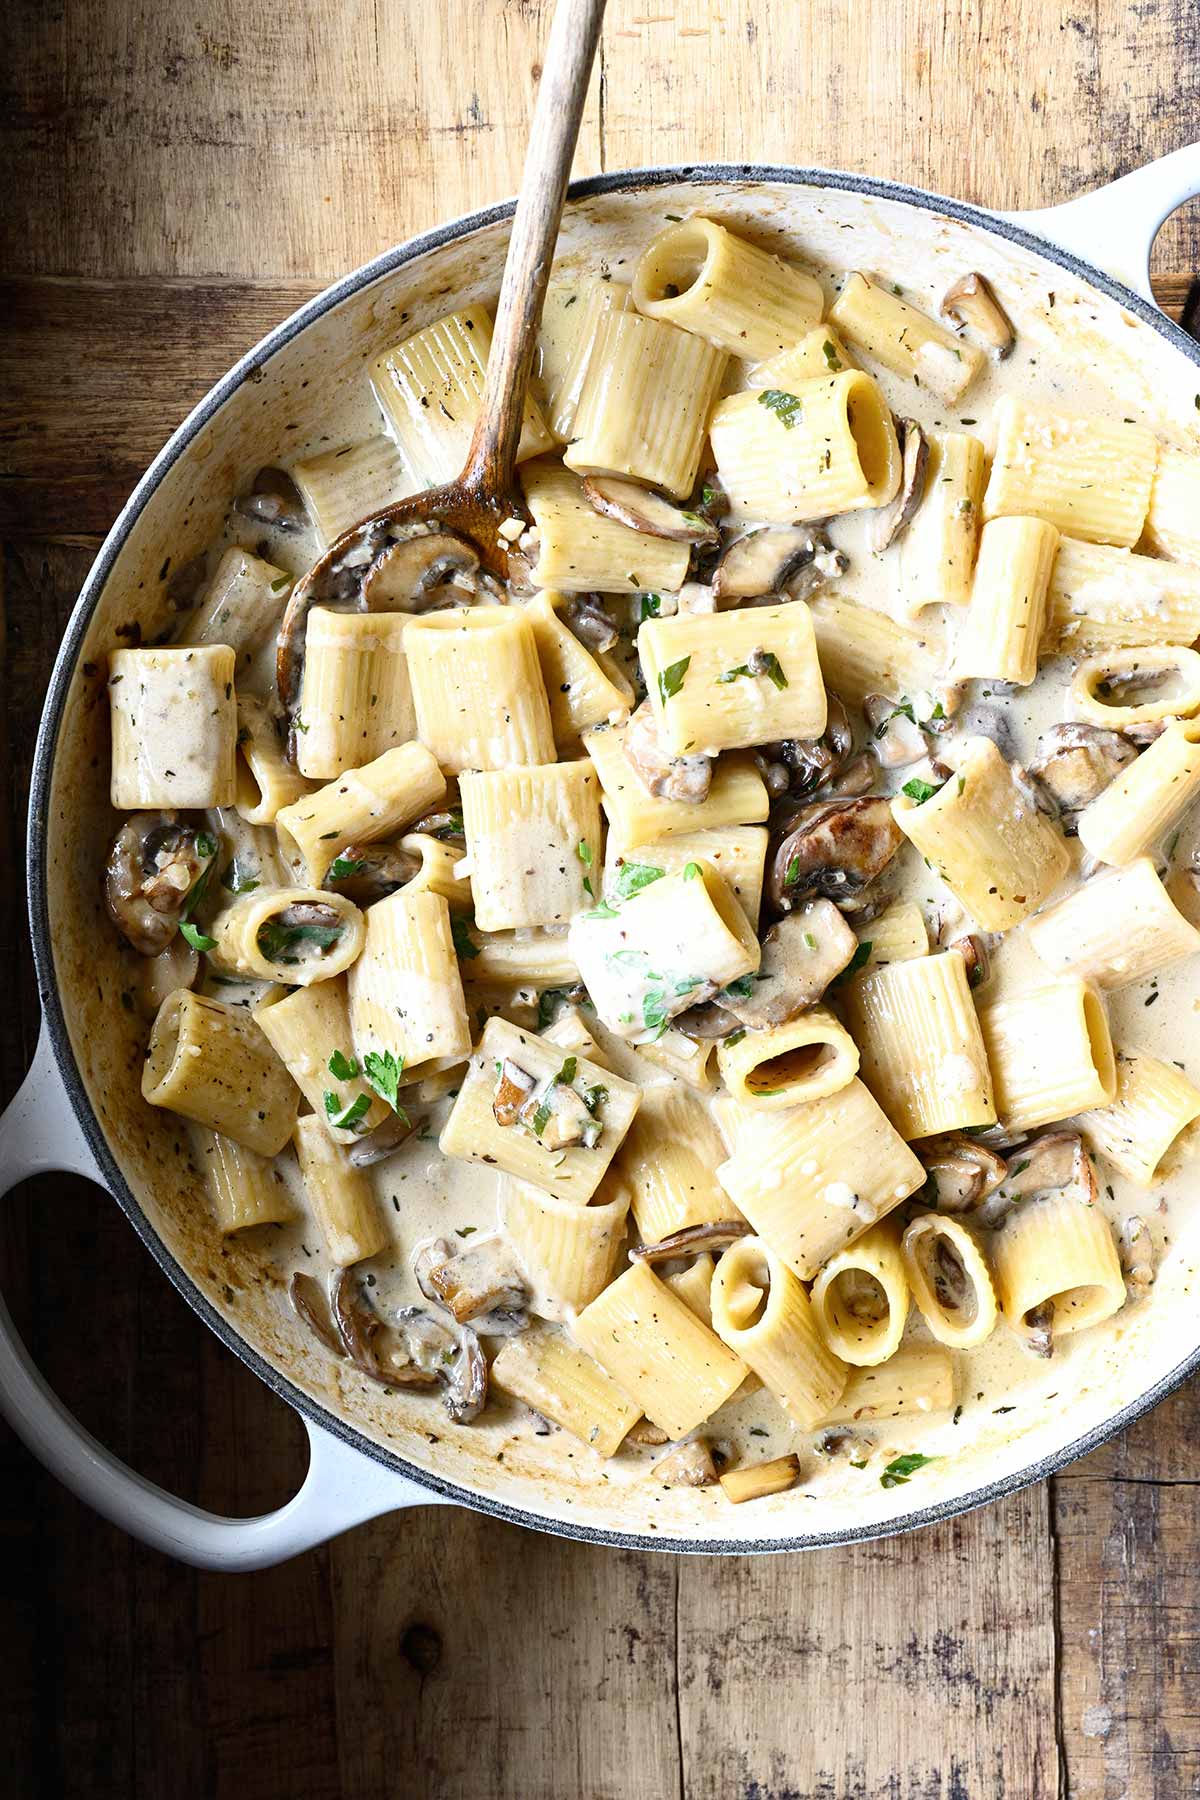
(1, 3), (1199, 1798)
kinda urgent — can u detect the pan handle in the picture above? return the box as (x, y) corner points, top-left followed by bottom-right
(997, 141), (1200, 308)
(0, 1020), (449, 1570)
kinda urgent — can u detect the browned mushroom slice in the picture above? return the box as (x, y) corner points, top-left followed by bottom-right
(427, 1236), (529, 1324)
(720, 902), (858, 1027)
(582, 476), (719, 545)
(630, 1221), (749, 1264)
(1120, 1216), (1155, 1291)
(104, 813), (216, 955)
(652, 1438), (718, 1486)
(517, 1077), (596, 1150)
(1003, 1130), (1098, 1204)
(713, 525), (841, 603)
(941, 273), (1016, 358)
(494, 1059), (537, 1127)
(822, 752), (876, 798)
(330, 1272), (440, 1391)
(917, 1134), (1008, 1211)
(624, 699), (713, 803)
(672, 999), (743, 1040)
(562, 592), (620, 653)
(290, 1270), (344, 1357)
(410, 808), (467, 844)
(360, 531), (479, 610)
(768, 797), (904, 915)
(758, 692), (854, 799)
(411, 1236), (456, 1303)
(236, 465), (308, 531)
(1028, 722), (1137, 829)
(391, 1305), (489, 1422)
(863, 692), (928, 768)
(324, 841), (421, 905)
(347, 1106), (422, 1168)
(950, 932), (990, 990)
(1018, 1298), (1055, 1360)
(624, 1418), (671, 1447)
(869, 420), (929, 552)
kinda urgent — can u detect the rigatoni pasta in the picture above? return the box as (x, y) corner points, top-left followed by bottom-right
(951, 516), (1059, 685)
(404, 608), (555, 775)
(809, 1222), (908, 1367)
(523, 458), (690, 594)
(710, 369), (901, 524)
(829, 272), (984, 402)
(637, 600), (826, 755)
(982, 395), (1156, 547)
(710, 1237), (846, 1428)
(843, 950), (995, 1139)
(295, 610), (417, 779)
(274, 740), (445, 883)
(1077, 1048), (1200, 1186)
(142, 990), (298, 1156)
(110, 646), (237, 809)
(978, 978), (1116, 1131)
(1027, 857), (1200, 988)
(460, 760), (601, 931)
(632, 216), (824, 359)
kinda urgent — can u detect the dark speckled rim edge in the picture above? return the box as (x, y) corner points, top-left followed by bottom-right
(25, 163), (1200, 1557)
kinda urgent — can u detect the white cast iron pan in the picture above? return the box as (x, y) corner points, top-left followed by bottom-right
(3, 148), (1200, 1570)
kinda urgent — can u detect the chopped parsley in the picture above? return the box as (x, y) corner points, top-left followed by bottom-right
(724, 1028), (746, 1047)
(822, 338), (842, 370)
(577, 838), (595, 896)
(683, 861), (701, 880)
(639, 593), (662, 622)
(450, 914), (480, 960)
(557, 1056), (578, 1087)
(614, 861), (665, 899)
(582, 899), (619, 921)
(901, 777), (942, 804)
(537, 988), (570, 1030)
(323, 1090), (371, 1132)
(363, 1049), (405, 1111)
(641, 991), (671, 1037)
(784, 855), (802, 886)
(658, 656), (691, 703)
(758, 388), (803, 428)
(180, 921), (216, 953)
(257, 920), (343, 964)
(716, 651), (787, 690)
(221, 859), (259, 895)
(328, 856), (367, 881)
(721, 975), (755, 1002)
(880, 1452), (937, 1489)
(328, 1050), (359, 1081)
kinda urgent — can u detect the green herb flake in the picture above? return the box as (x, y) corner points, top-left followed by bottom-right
(641, 991), (670, 1037)
(328, 856), (367, 881)
(803, 931), (817, 950)
(902, 777), (942, 804)
(880, 1452), (937, 1489)
(257, 919), (343, 965)
(758, 388), (803, 429)
(456, 1225), (477, 1238)
(615, 861), (665, 900)
(328, 1049), (359, 1081)
(531, 1100), (552, 1137)
(724, 1028), (746, 1047)
(721, 975), (755, 1002)
(363, 1049), (405, 1111)
(221, 859), (260, 895)
(785, 855), (802, 887)
(582, 900), (619, 921)
(270, 574), (291, 592)
(657, 656), (691, 703)
(822, 338), (842, 370)
(180, 921), (216, 953)
(683, 861), (701, 880)
(639, 593), (662, 622)
(323, 1090), (371, 1132)
(557, 1056), (578, 1087)
(451, 914), (480, 960)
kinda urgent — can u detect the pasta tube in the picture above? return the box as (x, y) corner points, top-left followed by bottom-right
(1044, 537), (1200, 654)
(951, 517), (1059, 686)
(901, 1214), (998, 1350)
(1027, 857), (1200, 988)
(533, 277), (635, 441)
(500, 1177), (630, 1314)
(611, 1086), (738, 1242)
(398, 831), (473, 913)
(460, 760), (602, 931)
(522, 458), (690, 595)
(710, 1237), (847, 1429)
(291, 437), (415, 547)
(843, 950), (996, 1139)
(490, 1322), (641, 1457)
(822, 1345), (955, 1423)
(747, 325), (857, 387)
(992, 1192), (1125, 1342)
(253, 980), (389, 1144)
(663, 1253), (716, 1328)
(1068, 645), (1200, 731)
(710, 370), (901, 524)
(274, 740), (445, 884)
(585, 723), (768, 848)
(468, 930), (580, 989)
(567, 863), (759, 1041)
(715, 1081), (926, 1279)
(807, 595), (945, 705)
(1143, 445), (1200, 563)
(638, 600), (826, 756)
(634, 1027), (716, 1092)
(178, 547), (290, 671)
(109, 645), (237, 809)
(194, 1128), (294, 1233)
(1077, 719), (1200, 866)
(207, 886), (364, 986)
(573, 1260), (748, 1439)
(142, 990), (299, 1156)
(978, 978), (1116, 1131)
(897, 432), (986, 617)
(295, 610), (417, 779)
(809, 1222), (908, 1367)
(981, 395), (1156, 547)
(716, 1006), (859, 1109)
(235, 694), (313, 824)
(293, 1115), (387, 1267)
(347, 888), (470, 1072)
(564, 307), (727, 498)
(631, 216), (824, 359)
(1077, 1047), (1200, 1185)
(829, 271), (984, 402)
(857, 901), (928, 972)
(371, 303), (553, 487)
(524, 592), (633, 747)
(891, 735), (1070, 932)
(439, 1016), (641, 1205)
(604, 825), (768, 929)
(404, 608), (555, 775)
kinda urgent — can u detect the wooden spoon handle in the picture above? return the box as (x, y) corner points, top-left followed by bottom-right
(463, 0), (607, 493)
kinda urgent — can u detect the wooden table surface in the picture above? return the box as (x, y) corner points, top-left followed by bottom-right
(3, 3), (1199, 1795)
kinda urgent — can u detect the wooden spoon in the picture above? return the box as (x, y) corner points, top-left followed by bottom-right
(278, 0), (608, 712)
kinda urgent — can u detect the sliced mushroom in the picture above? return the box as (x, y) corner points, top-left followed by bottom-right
(347, 1106), (422, 1168)
(950, 933), (989, 990)
(720, 902), (858, 1027)
(562, 592), (620, 653)
(290, 1271), (344, 1357)
(1002, 1131), (1098, 1205)
(758, 692), (854, 798)
(360, 531), (479, 611)
(426, 1235), (530, 1324)
(714, 526), (844, 604)
(941, 273), (1016, 359)
(630, 1221), (749, 1265)
(1018, 1299), (1055, 1360)
(768, 796), (905, 915)
(672, 999), (743, 1041)
(236, 465), (308, 531)
(916, 1134), (1008, 1211)
(1028, 723), (1137, 830)
(323, 840), (421, 905)
(624, 699), (713, 804)
(517, 1076), (597, 1150)
(410, 809), (467, 845)
(652, 1438), (718, 1487)
(330, 1272), (439, 1391)
(869, 420), (929, 552)
(395, 1304), (489, 1423)
(582, 476), (719, 545)
(412, 1236), (456, 1303)
(494, 1059), (536, 1127)
(823, 752), (876, 798)
(1120, 1216), (1155, 1292)
(105, 813), (215, 955)
(814, 1426), (875, 1463)
(864, 693), (929, 768)
(625, 1418), (672, 1447)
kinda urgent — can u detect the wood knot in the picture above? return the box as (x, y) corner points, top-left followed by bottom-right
(401, 1622), (442, 1676)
